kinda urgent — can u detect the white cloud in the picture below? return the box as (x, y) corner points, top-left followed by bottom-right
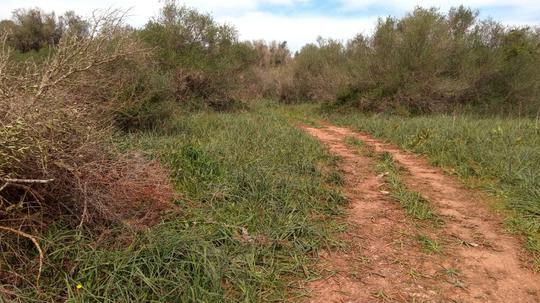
(0, 0), (311, 25)
(0, 0), (538, 52)
(178, 0), (310, 16)
(218, 12), (377, 51)
(339, 0), (540, 10)
(339, 0), (540, 25)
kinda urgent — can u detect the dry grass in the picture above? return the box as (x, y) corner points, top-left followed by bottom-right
(78, 153), (176, 229)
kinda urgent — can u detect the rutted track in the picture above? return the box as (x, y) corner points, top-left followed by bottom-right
(302, 124), (540, 303)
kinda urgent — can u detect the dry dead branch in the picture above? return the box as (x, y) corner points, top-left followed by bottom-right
(0, 226), (44, 288)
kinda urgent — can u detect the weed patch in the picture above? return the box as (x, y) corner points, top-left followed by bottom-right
(416, 234), (444, 254)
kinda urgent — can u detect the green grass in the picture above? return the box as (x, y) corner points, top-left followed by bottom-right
(6, 103), (346, 302)
(415, 234), (444, 254)
(345, 135), (437, 222)
(375, 152), (438, 222)
(291, 104), (540, 259)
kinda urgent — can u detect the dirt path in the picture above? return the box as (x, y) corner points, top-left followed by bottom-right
(301, 124), (540, 303)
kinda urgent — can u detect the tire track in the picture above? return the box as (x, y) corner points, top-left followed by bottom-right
(302, 124), (540, 303)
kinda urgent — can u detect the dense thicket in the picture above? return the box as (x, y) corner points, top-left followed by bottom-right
(113, 2), (293, 129)
(0, 9), (177, 296)
(2, 5), (538, 116)
(292, 6), (540, 115)
(139, 3), (253, 110)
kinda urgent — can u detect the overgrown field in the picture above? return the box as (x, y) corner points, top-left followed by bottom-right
(288, 104), (540, 257)
(2, 1), (540, 300)
(2, 104), (346, 302)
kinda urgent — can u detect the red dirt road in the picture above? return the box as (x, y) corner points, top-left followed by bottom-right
(302, 124), (540, 303)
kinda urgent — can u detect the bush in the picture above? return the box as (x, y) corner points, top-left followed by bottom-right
(139, 1), (258, 110)
(0, 10), (175, 292)
(290, 6), (540, 116)
(114, 70), (175, 131)
(289, 37), (351, 102)
(1, 8), (88, 53)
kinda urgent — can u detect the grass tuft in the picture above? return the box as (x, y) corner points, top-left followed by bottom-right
(375, 152), (438, 222)
(415, 234), (444, 254)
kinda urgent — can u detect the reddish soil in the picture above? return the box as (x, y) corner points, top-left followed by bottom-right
(301, 124), (540, 303)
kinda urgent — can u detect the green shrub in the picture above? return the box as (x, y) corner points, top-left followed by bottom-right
(289, 38), (351, 102)
(297, 6), (540, 116)
(139, 1), (258, 110)
(115, 94), (174, 132)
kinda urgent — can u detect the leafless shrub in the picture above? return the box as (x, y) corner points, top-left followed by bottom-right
(0, 9), (175, 289)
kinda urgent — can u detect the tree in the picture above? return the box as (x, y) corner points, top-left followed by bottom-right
(58, 11), (89, 39)
(10, 8), (59, 52)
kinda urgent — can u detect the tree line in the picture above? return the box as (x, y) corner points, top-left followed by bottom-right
(290, 7), (540, 116)
(2, 4), (538, 116)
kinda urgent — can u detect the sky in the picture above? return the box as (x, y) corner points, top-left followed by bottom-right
(1, 0), (539, 51)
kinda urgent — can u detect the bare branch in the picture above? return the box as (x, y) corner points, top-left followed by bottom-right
(0, 226), (44, 289)
(32, 8), (146, 99)
(1, 178), (54, 184)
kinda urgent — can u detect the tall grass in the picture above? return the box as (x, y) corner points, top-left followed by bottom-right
(303, 105), (540, 257)
(4, 103), (346, 302)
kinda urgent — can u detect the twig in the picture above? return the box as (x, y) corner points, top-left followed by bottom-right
(0, 178), (54, 184)
(77, 181), (88, 229)
(0, 226), (44, 289)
